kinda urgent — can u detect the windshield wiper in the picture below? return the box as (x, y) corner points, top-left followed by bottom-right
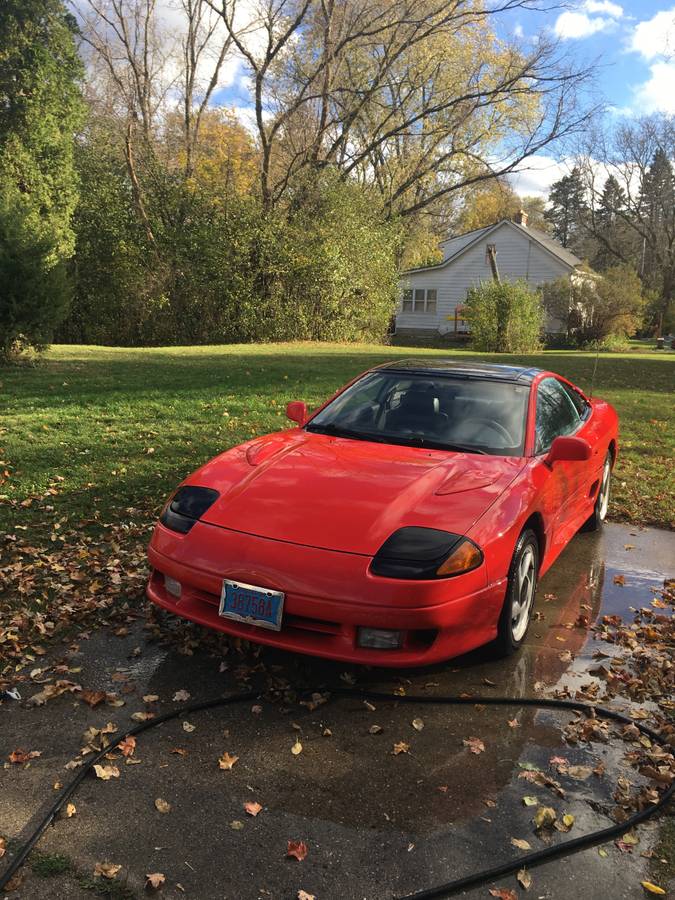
(389, 435), (487, 454)
(306, 423), (486, 454)
(305, 423), (388, 443)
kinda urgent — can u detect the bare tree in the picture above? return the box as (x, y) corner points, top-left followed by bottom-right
(576, 114), (675, 329)
(206, 0), (596, 213)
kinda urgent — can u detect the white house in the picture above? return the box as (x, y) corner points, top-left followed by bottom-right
(396, 211), (583, 337)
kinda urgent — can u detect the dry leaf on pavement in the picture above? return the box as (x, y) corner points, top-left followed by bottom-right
(287, 840), (309, 861)
(118, 736), (136, 758)
(393, 742), (410, 755)
(93, 862), (121, 879)
(93, 764), (120, 780)
(511, 838), (531, 850)
(488, 889), (517, 900)
(173, 690), (190, 702)
(462, 736), (485, 754)
(145, 872), (166, 890)
(412, 718), (424, 731)
(244, 801), (262, 816)
(218, 752), (239, 770)
(154, 798), (171, 814)
(517, 867), (532, 890)
(8, 749), (41, 764)
(291, 740), (303, 756)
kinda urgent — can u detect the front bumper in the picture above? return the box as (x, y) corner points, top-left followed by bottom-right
(147, 521), (507, 667)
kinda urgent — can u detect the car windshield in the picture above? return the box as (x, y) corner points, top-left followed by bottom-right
(306, 371), (530, 456)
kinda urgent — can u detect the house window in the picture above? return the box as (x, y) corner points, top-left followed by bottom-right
(402, 288), (437, 314)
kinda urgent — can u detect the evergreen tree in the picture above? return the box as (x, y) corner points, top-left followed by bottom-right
(638, 149), (675, 291)
(592, 174), (636, 271)
(0, 0), (84, 359)
(544, 167), (587, 251)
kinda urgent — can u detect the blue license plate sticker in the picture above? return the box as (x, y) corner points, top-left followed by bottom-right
(219, 579), (284, 632)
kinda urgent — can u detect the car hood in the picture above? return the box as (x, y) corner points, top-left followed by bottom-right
(193, 431), (525, 555)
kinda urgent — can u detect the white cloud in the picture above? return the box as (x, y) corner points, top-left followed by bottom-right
(633, 60), (675, 114)
(554, 0), (622, 40)
(625, 7), (675, 114)
(584, 0), (623, 17)
(513, 23), (524, 39)
(630, 7), (675, 61)
(508, 155), (573, 198)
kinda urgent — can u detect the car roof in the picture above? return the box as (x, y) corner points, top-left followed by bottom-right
(375, 359), (543, 384)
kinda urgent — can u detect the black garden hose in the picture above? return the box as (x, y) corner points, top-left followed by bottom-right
(1, 687), (672, 899)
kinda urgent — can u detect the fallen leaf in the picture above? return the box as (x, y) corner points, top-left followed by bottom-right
(0, 836), (6, 858)
(393, 741), (410, 755)
(182, 721), (196, 733)
(517, 867), (532, 890)
(489, 890), (517, 900)
(507, 718), (519, 728)
(65, 803), (77, 818)
(463, 736), (485, 754)
(93, 764), (119, 780)
(287, 840), (309, 861)
(230, 820), (244, 830)
(131, 711), (154, 722)
(171, 747), (187, 756)
(173, 690), (190, 702)
(291, 740), (303, 756)
(81, 690), (106, 708)
(511, 838), (532, 850)
(369, 724), (383, 734)
(411, 718), (424, 731)
(522, 796), (538, 806)
(118, 736), (136, 758)
(641, 882), (666, 895)
(8, 748), (41, 764)
(533, 806), (557, 830)
(613, 574), (626, 586)
(297, 892), (315, 900)
(564, 765), (593, 780)
(145, 872), (166, 890)
(94, 862), (121, 879)
(244, 801), (262, 816)
(218, 752), (239, 770)
(143, 694), (159, 703)
(154, 798), (171, 814)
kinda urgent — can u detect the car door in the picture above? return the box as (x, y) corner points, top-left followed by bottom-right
(534, 377), (585, 555)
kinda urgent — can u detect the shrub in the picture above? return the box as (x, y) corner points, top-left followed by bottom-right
(542, 265), (644, 346)
(464, 279), (544, 352)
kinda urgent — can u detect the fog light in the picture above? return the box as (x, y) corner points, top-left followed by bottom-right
(357, 627), (404, 649)
(164, 575), (182, 599)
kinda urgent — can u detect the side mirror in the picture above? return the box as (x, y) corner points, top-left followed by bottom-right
(545, 435), (592, 466)
(286, 401), (308, 425)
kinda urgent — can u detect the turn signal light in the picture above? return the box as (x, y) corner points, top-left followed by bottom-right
(436, 539), (483, 576)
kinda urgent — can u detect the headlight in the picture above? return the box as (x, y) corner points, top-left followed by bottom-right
(370, 526), (483, 579)
(160, 485), (219, 534)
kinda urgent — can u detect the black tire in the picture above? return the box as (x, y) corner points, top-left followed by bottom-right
(582, 452), (612, 532)
(493, 528), (539, 658)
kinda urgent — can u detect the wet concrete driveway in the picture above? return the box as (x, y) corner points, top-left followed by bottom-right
(2, 522), (673, 900)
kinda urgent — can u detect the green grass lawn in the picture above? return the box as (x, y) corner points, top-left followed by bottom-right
(1, 342), (674, 537)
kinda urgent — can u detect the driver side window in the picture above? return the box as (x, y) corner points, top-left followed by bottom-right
(535, 377), (582, 454)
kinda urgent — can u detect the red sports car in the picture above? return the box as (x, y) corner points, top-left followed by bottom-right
(147, 361), (618, 666)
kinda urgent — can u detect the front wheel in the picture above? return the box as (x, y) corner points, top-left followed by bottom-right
(582, 453), (612, 532)
(493, 528), (539, 657)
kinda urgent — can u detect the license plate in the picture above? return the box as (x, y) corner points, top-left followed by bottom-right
(219, 579), (284, 631)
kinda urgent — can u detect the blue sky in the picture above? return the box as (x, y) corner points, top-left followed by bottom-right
(497, 1), (675, 195)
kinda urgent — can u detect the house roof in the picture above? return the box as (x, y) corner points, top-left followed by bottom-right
(402, 219), (583, 275)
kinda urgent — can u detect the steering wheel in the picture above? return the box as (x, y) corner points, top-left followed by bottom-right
(454, 417), (513, 445)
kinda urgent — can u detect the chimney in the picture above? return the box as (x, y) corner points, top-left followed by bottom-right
(514, 209), (528, 227)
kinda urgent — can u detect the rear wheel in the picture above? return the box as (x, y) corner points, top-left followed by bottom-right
(582, 453), (612, 532)
(493, 528), (539, 657)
